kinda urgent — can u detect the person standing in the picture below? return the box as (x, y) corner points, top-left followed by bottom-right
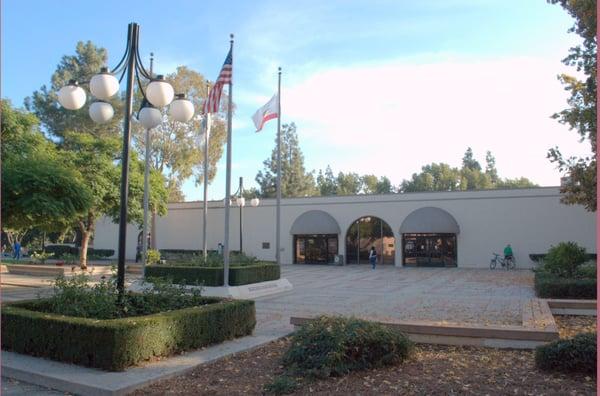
(13, 240), (21, 260)
(503, 244), (513, 261)
(369, 246), (377, 269)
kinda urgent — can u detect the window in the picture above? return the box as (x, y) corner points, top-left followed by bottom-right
(262, 242), (270, 249)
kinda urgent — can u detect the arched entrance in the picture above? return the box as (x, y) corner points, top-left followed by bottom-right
(291, 210), (340, 264)
(345, 216), (395, 264)
(400, 207), (459, 267)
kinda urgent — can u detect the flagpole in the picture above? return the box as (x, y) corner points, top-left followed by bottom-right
(223, 34), (234, 286)
(202, 81), (210, 261)
(276, 67), (282, 265)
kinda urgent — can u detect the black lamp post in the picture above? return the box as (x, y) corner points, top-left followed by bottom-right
(57, 22), (195, 294)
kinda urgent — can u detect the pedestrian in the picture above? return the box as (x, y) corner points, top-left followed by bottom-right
(217, 243), (224, 256)
(13, 240), (21, 260)
(504, 243), (513, 261)
(369, 246), (377, 269)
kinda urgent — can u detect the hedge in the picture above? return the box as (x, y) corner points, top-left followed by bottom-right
(534, 272), (596, 299)
(42, 245), (115, 258)
(1, 297), (255, 371)
(535, 332), (596, 374)
(529, 253), (596, 263)
(145, 263), (280, 286)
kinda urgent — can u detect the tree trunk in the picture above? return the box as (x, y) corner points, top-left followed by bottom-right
(151, 208), (157, 249)
(79, 230), (90, 270)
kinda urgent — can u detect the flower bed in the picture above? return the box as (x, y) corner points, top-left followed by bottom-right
(145, 263), (281, 286)
(1, 297), (256, 371)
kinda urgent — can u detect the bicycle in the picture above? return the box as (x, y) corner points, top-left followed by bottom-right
(490, 253), (516, 270)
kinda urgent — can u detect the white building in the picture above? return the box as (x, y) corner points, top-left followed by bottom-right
(93, 187), (596, 268)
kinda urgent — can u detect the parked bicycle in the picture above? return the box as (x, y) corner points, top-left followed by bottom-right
(490, 253), (516, 270)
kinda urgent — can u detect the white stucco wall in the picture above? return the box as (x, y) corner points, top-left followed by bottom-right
(93, 187), (596, 268)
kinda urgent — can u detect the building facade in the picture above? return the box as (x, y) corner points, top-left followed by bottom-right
(93, 187), (596, 268)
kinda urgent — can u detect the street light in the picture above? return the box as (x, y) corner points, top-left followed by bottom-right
(233, 177), (260, 254)
(57, 22), (194, 294)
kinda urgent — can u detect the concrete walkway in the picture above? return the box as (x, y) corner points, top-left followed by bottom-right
(2, 264), (535, 395)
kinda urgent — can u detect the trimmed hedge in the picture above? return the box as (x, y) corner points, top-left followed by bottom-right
(534, 272), (596, 299)
(529, 253), (596, 263)
(42, 245), (115, 259)
(535, 332), (596, 374)
(145, 263), (281, 286)
(1, 297), (255, 371)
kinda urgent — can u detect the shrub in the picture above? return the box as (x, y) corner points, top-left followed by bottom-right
(30, 251), (54, 264)
(145, 263), (280, 286)
(283, 316), (413, 378)
(543, 242), (588, 277)
(535, 332), (596, 374)
(534, 272), (596, 299)
(146, 249), (161, 265)
(2, 297), (255, 371)
(264, 375), (298, 395)
(575, 263), (596, 279)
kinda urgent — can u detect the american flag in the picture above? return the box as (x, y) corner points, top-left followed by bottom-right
(203, 49), (232, 114)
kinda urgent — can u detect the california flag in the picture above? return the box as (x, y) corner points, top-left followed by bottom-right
(252, 94), (279, 132)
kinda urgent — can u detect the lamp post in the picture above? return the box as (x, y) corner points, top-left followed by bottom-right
(57, 23), (195, 294)
(233, 177), (259, 254)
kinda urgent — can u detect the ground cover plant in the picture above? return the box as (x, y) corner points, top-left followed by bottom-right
(535, 332), (596, 374)
(534, 242), (596, 299)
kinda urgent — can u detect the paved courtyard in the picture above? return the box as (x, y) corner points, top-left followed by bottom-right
(255, 264), (535, 337)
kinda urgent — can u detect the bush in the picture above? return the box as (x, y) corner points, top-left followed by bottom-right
(30, 251), (54, 264)
(575, 263), (596, 279)
(146, 249), (161, 265)
(282, 316), (413, 378)
(264, 375), (298, 395)
(535, 332), (596, 374)
(542, 242), (588, 277)
(145, 263), (280, 286)
(534, 272), (596, 299)
(2, 297), (256, 371)
(40, 245), (115, 259)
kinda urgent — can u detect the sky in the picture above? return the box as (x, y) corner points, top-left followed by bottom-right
(2, 0), (592, 201)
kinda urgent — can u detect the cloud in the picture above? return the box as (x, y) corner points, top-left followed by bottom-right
(281, 53), (592, 186)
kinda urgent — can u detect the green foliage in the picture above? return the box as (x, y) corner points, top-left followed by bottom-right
(462, 147), (482, 171)
(30, 251), (54, 264)
(575, 263), (596, 278)
(256, 123), (316, 198)
(146, 249), (161, 265)
(282, 316), (413, 379)
(543, 241), (588, 277)
(534, 272), (596, 299)
(61, 253), (78, 266)
(145, 263), (280, 286)
(547, 0), (597, 211)
(2, 297), (256, 371)
(535, 332), (596, 374)
(264, 375), (298, 395)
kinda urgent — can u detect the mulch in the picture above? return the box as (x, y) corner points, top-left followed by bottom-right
(131, 316), (596, 396)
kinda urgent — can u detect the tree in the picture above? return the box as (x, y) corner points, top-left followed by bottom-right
(255, 123), (316, 197)
(547, 0), (597, 211)
(374, 176), (394, 194)
(401, 163), (461, 192)
(361, 175), (379, 194)
(1, 101), (92, 244)
(316, 166), (338, 196)
(462, 147), (482, 171)
(485, 151), (499, 184)
(496, 177), (538, 189)
(336, 172), (362, 195)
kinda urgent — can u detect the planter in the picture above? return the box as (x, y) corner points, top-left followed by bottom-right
(1, 297), (256, 371)
(145, 263), (281, 286)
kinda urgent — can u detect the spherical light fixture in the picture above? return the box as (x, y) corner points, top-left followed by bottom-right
(250, 198), (260, 207)
(237, 197), (246, 207)
(89, 101), (114, 123)
(170, 93), (195, 122)
(90, 67), (119, 100)
(146, 75), (174, 107)
(58, 80), (86, 110)
(138, 105), (162, 129)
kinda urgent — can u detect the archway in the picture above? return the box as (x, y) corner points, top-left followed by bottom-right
(400, 207), (459, 267)
(345, 216), (395, 264)
(291, 210), (340, 264)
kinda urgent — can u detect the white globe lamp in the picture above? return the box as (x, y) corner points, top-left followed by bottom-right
(170, 93), (195, 122)
(90, 67), (119, 100)
(138, 105), (162, 129)
(250, 198), (260, 207)
(146, 75), (174, 107)
(58, 80), (86, 110)
(89, 101), (114, 123)
(237, 197), (246, 207)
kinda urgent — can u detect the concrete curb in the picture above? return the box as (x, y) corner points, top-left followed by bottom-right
(1, 332), (289, 396)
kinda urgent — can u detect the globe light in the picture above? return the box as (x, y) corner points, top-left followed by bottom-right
(57, 80), (86, 110)
(169, 93), (195, 122)
(146, 75), (174, 107)
(237, 197), (246, 207)
(90, 67), (119, 100)
(138, 105), (162, 129)
(250, 198), (260, 207)
(89, 101), (114, 123)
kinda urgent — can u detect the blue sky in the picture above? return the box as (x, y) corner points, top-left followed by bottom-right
(2, 0), (590, 201)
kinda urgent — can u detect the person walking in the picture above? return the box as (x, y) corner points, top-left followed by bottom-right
(13, 240), (21, 260)
(369, 246), (377, 269)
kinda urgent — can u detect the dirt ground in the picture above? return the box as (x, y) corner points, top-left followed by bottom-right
(132, 316), (596, 396)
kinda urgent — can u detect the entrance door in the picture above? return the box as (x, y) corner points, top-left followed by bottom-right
(294, 234), (338, 264)
(402, 233), (457, 267)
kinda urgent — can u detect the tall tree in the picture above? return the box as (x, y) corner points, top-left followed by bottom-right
(336, 172), (363, 195)
(547, 0), (597, 211)
(401, 163), (461, 192)
(462, 147), (482, 171)
(485, 150), (499, 184)
(316, 165), (337, 196)
(256, 123), (316, 197)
